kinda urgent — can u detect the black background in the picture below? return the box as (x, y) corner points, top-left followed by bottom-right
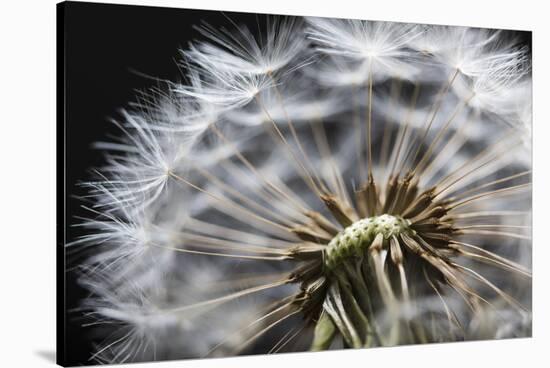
(58, 1), (531, 365)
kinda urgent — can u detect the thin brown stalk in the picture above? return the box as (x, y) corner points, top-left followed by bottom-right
(268, 72), (329, 194)
(209, 124), (310, 213)
(404, 68), (460, 171)
(165, 277), (292, 313)
(308, 114), (353, 207)
(255, 95), (323, 197)
(168, 171), (292, 233)
(366, 64), (374, 178)
(388, 83), (421, 178)
(453, 263), (527, 312)
(448, 183), (531, 210)
(446, 170), (531, 201)
(449, 240), (531, 277)
(457, 229), (531, 241)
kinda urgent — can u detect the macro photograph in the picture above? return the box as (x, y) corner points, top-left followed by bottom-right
(57, 1), (532, 366)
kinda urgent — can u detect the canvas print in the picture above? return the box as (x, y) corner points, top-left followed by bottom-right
(58, 1), (532, 365)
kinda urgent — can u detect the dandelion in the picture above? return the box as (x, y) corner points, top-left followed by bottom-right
(184, 16), (308, 76)
(70, 14), (532, 364)
(306, 18), (421, 82)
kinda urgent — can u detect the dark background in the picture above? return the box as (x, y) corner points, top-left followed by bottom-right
(59, 2), (272, 365)
(58, 1), (531, 365)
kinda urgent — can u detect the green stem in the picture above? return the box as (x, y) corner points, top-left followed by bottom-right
(310, 310), (337, 351)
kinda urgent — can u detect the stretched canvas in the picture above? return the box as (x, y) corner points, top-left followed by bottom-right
(57, 1), (532, 366)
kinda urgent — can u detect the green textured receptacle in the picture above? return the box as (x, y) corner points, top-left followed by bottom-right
(325, 214), (413, 269)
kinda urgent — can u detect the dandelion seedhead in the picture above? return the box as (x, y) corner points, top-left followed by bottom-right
(70, 15), (532, 364)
